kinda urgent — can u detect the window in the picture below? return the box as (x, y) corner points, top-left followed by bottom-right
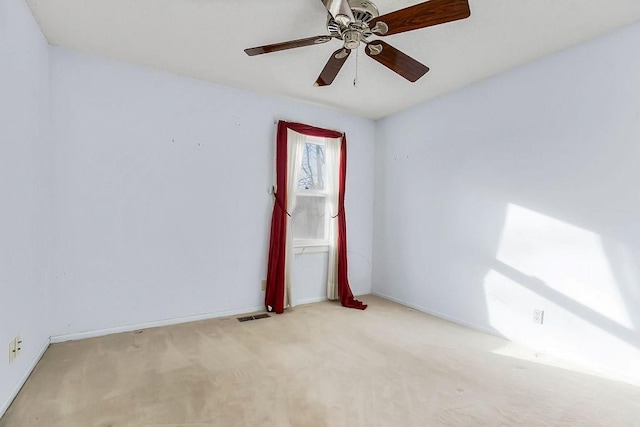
(291, 139), (329, 248)
(266, 121), (365, 311)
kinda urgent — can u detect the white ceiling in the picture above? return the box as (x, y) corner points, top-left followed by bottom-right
(26, 0), (640, 119)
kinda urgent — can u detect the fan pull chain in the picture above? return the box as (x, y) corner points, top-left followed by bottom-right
(353, 48), (359, 88)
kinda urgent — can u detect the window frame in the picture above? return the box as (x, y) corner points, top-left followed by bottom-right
(292, 138), (330, 251)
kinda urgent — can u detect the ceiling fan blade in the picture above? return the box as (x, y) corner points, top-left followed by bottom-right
(315, 48), (352, 86)
(365, 41), (429, 82)
(370, 0), (470, 36)
(245, 35), (332, 56)
(320, 0), (355, 26)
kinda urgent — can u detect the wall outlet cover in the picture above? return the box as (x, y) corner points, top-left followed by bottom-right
(9, 339), (16, 364)
(533, 309), (544, 325)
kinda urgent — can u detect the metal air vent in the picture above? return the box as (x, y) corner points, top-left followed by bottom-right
(237, 313), (271, 322)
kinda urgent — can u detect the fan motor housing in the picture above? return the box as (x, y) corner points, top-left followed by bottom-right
(327, 0), (380, 39)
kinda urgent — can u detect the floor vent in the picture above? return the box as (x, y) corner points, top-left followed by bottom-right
(237, 313), (271, 322)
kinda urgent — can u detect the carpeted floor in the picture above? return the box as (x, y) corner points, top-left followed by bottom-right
(2, 295), (640, 426)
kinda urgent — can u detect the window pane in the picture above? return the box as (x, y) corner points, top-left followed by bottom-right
(298, 143), (326, 190)
(292, 196), (326, 240)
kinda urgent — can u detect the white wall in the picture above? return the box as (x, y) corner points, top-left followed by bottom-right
(49, 47), (375, 338)
(0, 0), (52, 414)
(373, 22), (640, 383)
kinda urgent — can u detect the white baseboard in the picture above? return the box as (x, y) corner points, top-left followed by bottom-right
(50, 305), (265, 344)
(295, 296), (328, 306)
(0, 338), (50, 419)
(294, 292), (371, 307)
(372, 291), (503, 338)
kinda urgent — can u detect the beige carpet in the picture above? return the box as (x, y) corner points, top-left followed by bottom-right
(2, 295), (640, 426)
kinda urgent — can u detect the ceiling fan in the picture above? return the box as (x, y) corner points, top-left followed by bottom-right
(244, 0), (471, 86)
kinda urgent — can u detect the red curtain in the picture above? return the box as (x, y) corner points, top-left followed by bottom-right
(265, 121), (367, 313)
(336, 137), (367, 310)
(265, 122), (289, 314)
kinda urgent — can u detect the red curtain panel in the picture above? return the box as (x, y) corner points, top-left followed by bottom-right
(336, 137), (367, 310)
(265, 121), (367, 313)
(264, 122), (289, 314)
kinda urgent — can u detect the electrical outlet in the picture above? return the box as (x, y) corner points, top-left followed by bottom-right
(261, 280), (267, 291)
(533, 309), (544, 325)
(9, 339), (16, 364)
(8, 336), (22, 363)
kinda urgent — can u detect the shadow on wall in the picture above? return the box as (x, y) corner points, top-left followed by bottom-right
(374, 139), (640, 381)
(489, 258), (640, 351)
(375, 152), (640, 381)
(481, 203), (640, 382)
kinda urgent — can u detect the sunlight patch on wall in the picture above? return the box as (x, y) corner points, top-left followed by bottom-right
(493, 204), (632, 329)
(482, 204), (640, 383)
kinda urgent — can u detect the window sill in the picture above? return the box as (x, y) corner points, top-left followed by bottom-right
(293, 244), (329, 255)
